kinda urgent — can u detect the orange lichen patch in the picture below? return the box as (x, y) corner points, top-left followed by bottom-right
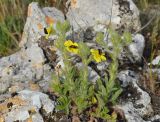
(0, 103), (9, 114)
(27, 5), (32, 17)
(0, 96), (27, 114)
(26, 117), (33, 122)
(29, 82), (40, 91)
(0, 116), (4, 122)
(29, 107), (36, 114)
(8, 96), (27, 106)
(45, 16), (55, 25)
(37, 23), (43, 30)
(71, 0), (77, 8)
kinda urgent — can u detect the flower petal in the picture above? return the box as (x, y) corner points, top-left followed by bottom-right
(72, 42), (78, 47)
(91, 49), (106, 63)
(101, 55), (106, 61)
(45, 24), (53, 39)
(90, 49), (99, 54)
(64, 40), (73, 47)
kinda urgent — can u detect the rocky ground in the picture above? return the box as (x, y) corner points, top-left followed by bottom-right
(0, 0), (160, 122)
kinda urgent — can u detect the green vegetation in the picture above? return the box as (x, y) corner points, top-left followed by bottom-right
(48, 21), (132, 121)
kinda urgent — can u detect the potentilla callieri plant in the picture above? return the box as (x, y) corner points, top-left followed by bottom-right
(44, 20), (132, 121)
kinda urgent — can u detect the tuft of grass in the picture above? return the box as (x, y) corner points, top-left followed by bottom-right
(135, 0), (160, 95)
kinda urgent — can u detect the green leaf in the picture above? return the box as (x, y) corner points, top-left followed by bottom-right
(56, 20), (70, 34)
(96, 32), (104, 42)
(123, 32), (132, 45)
(62, 21), (70, 33)
(56, 96), (71, 114)
(56, 20), (62, 32)
(96, 32), (105, 46)
(110, 88), (123, 103)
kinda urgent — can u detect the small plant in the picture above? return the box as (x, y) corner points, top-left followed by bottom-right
(46, 21), (132, 121)
(91, 30), (132, 120)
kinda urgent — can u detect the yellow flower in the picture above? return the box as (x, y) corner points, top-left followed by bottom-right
(91, 96), (97, 104)
(64, 40), (79, 54)
(90, 49), (106, 63)
(44, 23), (53, 39)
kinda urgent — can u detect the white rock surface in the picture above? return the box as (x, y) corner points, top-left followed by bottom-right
(0, 2), (65, 93)
(118, 70), (153, 121)
(67, 0), (140, 31)
(3, 90), (55, 122)
(0, 44), (51, 93)
(151, 55), (160, 65)
(118, 70), (138, 87)
(117, 104), (146, 122)
(20, 2), (64, 47)
(5, 109), (30, 122)
(18, 90), (55, 113)
(129, 34), (145, 62)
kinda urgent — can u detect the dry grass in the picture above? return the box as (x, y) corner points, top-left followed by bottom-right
(135, 0), (160, 95)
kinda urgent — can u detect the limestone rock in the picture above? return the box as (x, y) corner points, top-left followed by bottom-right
(0, 43), (51, 93)
(1, 90), (55, 122)
(0, 2), (66, 94)
(118, 70), (153, 121)
(20, 2), (65, 47)
(118, 70), (138, 87)
(66, 0), (141, 32)
(128, 34), (145, 62)
(151, 55), (160, 65)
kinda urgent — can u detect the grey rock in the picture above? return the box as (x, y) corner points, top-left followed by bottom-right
(25, 43), (46, 65)
(20, 2), (65, 47)
(20, 2), (46, 47)
(0, 2), (66, 94)
(67, 0), (140, 31)
(32, 113), (44, 122)
(0, 93), (11, 102)
(42, 7), (65, 22)
(88, 67), (100, 83)
(0, 43), (50, 90)
(132, 81), (153, 117)
(5, 109), (30, 122)
(18, 90), (55, 114)
(118, 70), (153, 121)
(149, 115), (160, 122)
(117, 104), (146, 122)
(117, 33), (145, 64)
(128, 34), (145, 62)
(151, 55), (160, 65)
(118, 70), (138, 87)
(3, 90), (55, 122)
(0, 78), (10, 93)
